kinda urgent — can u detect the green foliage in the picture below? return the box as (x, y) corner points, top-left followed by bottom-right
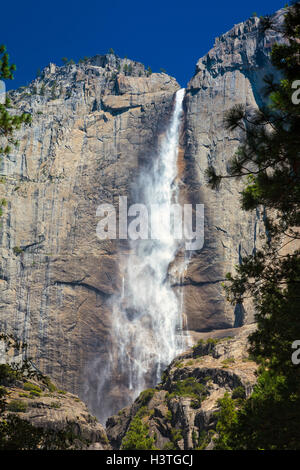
(160, 369), (168, 385)
(0, 45), (31, 158)
(163, 441), (176, 450)
(0, 358), (55, 392)
(170, 428), (183, 443)
(50, 401), (61, 409)
(231, 386), (246, 400)
(138, 388), (155, 407)
(221, 357), (235, 367)
(192, 336), (231, 358)
(42, 376), (56, 392)
(123, 63), (129, 75)
(0, 415), (85, 450)
(174, 360), (184, 368)
(195, 430), (214, 450)
(0, 45), (16, 79)
(0, 364), (22, 385)
(169, 377), (208, 407)
(0, 98), (31, 156)
(121, 414), (157, 450)
(61, 57), (75, 65)
(0, 415), (44, 449)
(0, 386), (8, 397)
(12, 246), (23, 255)
(0, 198), (6, 217)
(78, 57), (91, 64)
(192, 336), (230, 350)
(0, 362), (80, 449)
(7, 399), (27, 412)
(29, 390), (41, 398)
(0, 386), (8, 412)
(206, 8), (300, 217)
(208, 3), (300, 449)
(213, 393), (238, 450)
(213, 370), (300, 450)
(128, 64), (133, 75)
(0, 44), (31, 198)
(23, 382), (42, 393)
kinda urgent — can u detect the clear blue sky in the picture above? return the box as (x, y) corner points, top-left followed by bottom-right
(2, 0), (286, 90)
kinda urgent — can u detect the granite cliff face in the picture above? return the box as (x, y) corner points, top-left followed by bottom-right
(0, 10), (284, 428)
(0, 55), (179, 407)
(180, 10), (285, 335)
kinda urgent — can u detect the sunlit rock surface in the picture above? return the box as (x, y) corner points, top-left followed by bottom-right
(0, 9), (285, 425)
(0, 55), (179, 411)
(180, 9), (285, 332)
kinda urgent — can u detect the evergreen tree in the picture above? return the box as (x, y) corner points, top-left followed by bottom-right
(0, 45), (31, 219)
(127, 63), (133, 75)
(123, 63), (128, 75)
(0, 45), (15, 79)
(121, 413), (157, 450)
(0, 45), (31, 157)
(207, 3), (300, 449)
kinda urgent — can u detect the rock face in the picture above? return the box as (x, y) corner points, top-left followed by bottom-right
(180, 10), (285, 332)
(106, 325), (257, 450)
(0, 9), (285, 426)
(0, 358), (110, 449)
(0, 54), (179, 409)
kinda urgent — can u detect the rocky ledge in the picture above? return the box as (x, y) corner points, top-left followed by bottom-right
(0, 359), (110, 450)
(106, 325), (257, 450)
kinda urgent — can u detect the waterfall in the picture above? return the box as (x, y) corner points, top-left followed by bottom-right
(88, 89), (189, 423)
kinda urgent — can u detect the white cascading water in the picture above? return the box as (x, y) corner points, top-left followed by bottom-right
(89, 89), (189, 423)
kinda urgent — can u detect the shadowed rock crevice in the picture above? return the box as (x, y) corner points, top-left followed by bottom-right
(53, 280), (111, 299)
